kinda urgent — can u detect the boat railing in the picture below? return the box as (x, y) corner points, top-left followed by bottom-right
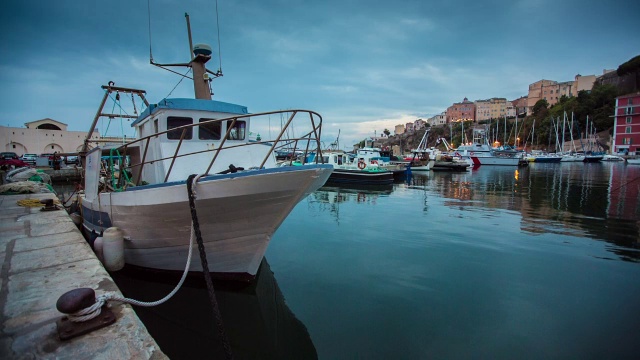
(107, 109), (324, 189)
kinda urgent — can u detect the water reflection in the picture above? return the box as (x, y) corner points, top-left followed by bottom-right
(110, 259), (317, 359)
(406, 163), (640, 260)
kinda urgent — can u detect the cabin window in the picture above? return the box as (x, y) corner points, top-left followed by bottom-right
(167, 117), (193, 140)
(199, 118), (221, 140)
(154, 119), (158, 135)
(226, 120), (246, 140)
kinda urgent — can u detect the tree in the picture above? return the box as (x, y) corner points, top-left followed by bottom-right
(532, 99), (549, 119)
(383, 128), (390, 137)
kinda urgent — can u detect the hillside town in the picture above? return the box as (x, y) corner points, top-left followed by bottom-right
(370, 55), (640, 157)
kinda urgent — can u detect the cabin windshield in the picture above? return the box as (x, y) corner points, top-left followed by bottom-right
(167, 117), (193, 139)
(227, 120), (246, 140)
(199, 118), (221, 140)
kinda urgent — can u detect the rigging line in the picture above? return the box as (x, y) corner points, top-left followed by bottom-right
(105, 91), (130, 117)
(215, 0), (222, 71)
(147, 0), (153, 61)
(165, 68), (193, 99)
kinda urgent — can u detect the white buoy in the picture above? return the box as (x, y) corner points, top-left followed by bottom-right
(102, 227), (125, 271)
(94, 236), (104, 263)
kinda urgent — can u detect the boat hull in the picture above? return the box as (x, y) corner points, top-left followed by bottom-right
(326, 169), (394, 185)
(82, 165), (332, 280)
(470, 156), (520, 166)
(431, 162), (470, 172)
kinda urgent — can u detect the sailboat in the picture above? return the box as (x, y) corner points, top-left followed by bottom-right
(79, 15), (333, 280)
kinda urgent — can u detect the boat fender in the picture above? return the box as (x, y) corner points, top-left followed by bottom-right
(102, 227), (124, 271)
(357, 161), (366, 170)
(371, 160), (378, 165)
(93, 236), (104, 263)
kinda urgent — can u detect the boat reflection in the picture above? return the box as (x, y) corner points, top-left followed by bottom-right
(110, 259), (317, 359)
(409, 163), (640, 259)
(307, 185), (393, 223)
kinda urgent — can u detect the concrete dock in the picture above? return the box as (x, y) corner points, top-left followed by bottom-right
(0, 192), (167, 359)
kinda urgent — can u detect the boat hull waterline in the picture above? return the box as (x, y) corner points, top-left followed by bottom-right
(82, 165), (332, 280)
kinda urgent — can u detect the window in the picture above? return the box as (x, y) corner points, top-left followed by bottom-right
(199, 118), (221, 140)
(628, 98), (633, 105)
(627, 117), (633, 124)
(226, 120), (246, 140)
(626, 126), (632, 133)
(167, 117), (193, 140)
(623, 138), (631, 145)
(626, 107), (633, 115)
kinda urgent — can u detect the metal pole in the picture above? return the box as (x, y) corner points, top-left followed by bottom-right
(185, 13), (194, 60)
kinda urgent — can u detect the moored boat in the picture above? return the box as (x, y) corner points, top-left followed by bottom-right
(322, 151), (394, 185)
(78, 20), (333, 281)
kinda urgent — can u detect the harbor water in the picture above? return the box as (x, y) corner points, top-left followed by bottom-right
(62, 162), (640, 358)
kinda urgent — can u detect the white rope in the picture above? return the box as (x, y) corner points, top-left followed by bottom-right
(67, 176), (202, 322)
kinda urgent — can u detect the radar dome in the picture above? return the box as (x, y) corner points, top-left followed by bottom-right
(193, 43), (213, 56)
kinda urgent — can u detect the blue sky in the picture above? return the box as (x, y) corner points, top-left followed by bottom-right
(1, 0), (639, 148)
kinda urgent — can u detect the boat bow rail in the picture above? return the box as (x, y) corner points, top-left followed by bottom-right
(103, 109), (325, 189)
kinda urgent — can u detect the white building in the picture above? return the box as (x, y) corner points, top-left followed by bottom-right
(1, 118), (100, 155)
(427, 113), (447, 126)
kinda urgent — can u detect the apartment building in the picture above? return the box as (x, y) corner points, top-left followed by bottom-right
(526, 75), (596, 115)
(475, 99), (491, 121)
(414, 119), (427, 131)
(511, 96), (528, 116)
(394, 124), (405, 135)
(612, 92), (640, 155)
(428, 112), (447, 126)
(446, 97), (476, 122)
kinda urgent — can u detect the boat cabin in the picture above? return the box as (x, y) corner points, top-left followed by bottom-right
(127, 98), (274, 184)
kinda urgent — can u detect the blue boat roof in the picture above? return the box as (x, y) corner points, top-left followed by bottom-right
(131, 98), (249, 127)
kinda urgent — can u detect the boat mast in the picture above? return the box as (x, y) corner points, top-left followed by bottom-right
(148, 13), (223, 100)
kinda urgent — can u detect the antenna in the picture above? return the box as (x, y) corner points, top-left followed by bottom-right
(146, 1), (223, 100)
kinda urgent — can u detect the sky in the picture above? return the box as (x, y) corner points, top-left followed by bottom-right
(1, 0), (639, 148)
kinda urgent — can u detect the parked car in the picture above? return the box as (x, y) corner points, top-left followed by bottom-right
(20, 153), (37, 164)
(1, 152), (19, 160)
(65, 155), (79, 165)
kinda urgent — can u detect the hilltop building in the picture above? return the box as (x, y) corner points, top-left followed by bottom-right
(612, 92), (640, 155)
(446, 97), (476, 122)
(474, 98), (511, 121)
(394, 124), (405, 135)
(511, 96), (528, 116)
(526, 75), (597, 115)
(427, 112), (447, 126)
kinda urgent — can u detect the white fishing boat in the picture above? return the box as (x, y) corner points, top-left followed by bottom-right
(356, 147), (407, 177)
(627, 158), (640, 165)
(321, 151), (394, 185)
(602, 154), (625, 162)
(404, 129), (436, 171)
(455, 128), (523, 166)
(79, 18), (332, 280)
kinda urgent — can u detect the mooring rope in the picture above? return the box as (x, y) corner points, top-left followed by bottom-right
(66, 174), (233, 358)
(67, 176), (201, 320)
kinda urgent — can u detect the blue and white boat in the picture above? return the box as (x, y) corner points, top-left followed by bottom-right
(80, 31), (332, 280)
